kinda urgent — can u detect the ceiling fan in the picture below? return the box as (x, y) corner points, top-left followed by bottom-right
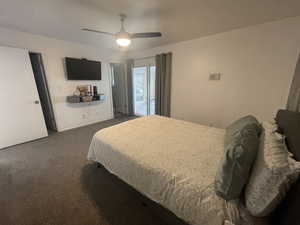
(82, 14), (162, 48)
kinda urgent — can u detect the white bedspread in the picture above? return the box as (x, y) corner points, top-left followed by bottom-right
(87, 115), (265, 225)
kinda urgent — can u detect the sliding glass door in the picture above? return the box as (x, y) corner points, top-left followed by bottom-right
(133, 67), (147, 116)
(133, 65), (156, 116)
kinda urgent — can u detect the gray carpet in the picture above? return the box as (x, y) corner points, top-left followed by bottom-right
(0, 117), (174, 225)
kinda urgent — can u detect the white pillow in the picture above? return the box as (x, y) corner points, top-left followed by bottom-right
(245, 121), (300, 216)
(261, 120), (277, 132)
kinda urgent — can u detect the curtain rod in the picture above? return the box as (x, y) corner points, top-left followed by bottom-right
(132, 52), (172, 61)
(133, 56), (155, 60)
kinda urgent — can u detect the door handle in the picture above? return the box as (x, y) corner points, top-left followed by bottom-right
(34, 100), (40, 104)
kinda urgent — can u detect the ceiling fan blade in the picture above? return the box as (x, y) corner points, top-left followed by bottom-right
(82, 28), (115, 36)
(131, 32), (162, 38)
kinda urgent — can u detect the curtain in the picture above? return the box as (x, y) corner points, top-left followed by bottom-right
(155, 53), (172, 117)
(126, 59), (135, 116)
(111, 63), (126, 114)
(287, 54), (300, 112)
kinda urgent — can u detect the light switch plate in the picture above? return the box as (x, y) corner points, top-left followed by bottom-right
(209, 73), (221, 81)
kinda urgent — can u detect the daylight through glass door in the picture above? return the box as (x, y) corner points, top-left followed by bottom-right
(133, 65), (156, 116)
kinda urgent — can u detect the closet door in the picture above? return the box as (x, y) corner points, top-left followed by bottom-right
(0, 46), (47, 149)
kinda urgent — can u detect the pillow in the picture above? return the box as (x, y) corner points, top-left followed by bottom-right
(271, 110), (300, 225)
(261, 120), (277, 132)
(245, 121), (300, 217)
(225, 115), (261, 146)
(215, 120), (261, 200)
(276, 109), (300, 160)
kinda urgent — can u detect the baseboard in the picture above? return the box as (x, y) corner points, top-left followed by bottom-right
(58, 116), (114, 132)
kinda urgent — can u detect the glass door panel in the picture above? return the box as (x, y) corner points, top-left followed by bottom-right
(133, 67), (148, 116)
(133, 65), (156, 116)
(149, 66), (156, 115)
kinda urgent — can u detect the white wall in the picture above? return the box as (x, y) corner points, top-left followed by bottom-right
(127, 16), (300, 128)
(0, 27), (119, 131)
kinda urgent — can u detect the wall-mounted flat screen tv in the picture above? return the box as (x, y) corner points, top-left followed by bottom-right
(65, 57), (101, 80)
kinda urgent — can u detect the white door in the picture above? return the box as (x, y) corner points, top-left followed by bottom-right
(0, 46), (48, 149)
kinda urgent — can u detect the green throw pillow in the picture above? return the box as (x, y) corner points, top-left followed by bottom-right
(225, 115), (261, 146)
(215, 116), (261, 200)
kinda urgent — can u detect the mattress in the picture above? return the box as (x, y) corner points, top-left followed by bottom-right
(87, 115), (266, 225)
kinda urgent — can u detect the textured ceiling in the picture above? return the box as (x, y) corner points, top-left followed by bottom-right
(1, 0), (300, 50)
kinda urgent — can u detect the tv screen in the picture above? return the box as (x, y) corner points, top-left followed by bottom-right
(65, 57), (101, 80)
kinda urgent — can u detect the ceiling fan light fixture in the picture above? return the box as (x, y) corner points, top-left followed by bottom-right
(116, 38), (131, 47)
(83, 14), (162, 49)
(116, 31), (131, 47)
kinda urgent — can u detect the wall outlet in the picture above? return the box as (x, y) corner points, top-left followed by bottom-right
(209, 73), (221, 81)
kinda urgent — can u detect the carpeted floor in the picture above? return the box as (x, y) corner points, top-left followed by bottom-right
(0, 117), (176, 225)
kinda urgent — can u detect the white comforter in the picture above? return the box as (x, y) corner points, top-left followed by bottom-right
(87, 115), (264, 225)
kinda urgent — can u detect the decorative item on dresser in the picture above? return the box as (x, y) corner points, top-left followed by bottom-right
(67, 85), (105, 103)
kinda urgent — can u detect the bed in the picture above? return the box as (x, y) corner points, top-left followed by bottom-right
(87, 115), (268, 225)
